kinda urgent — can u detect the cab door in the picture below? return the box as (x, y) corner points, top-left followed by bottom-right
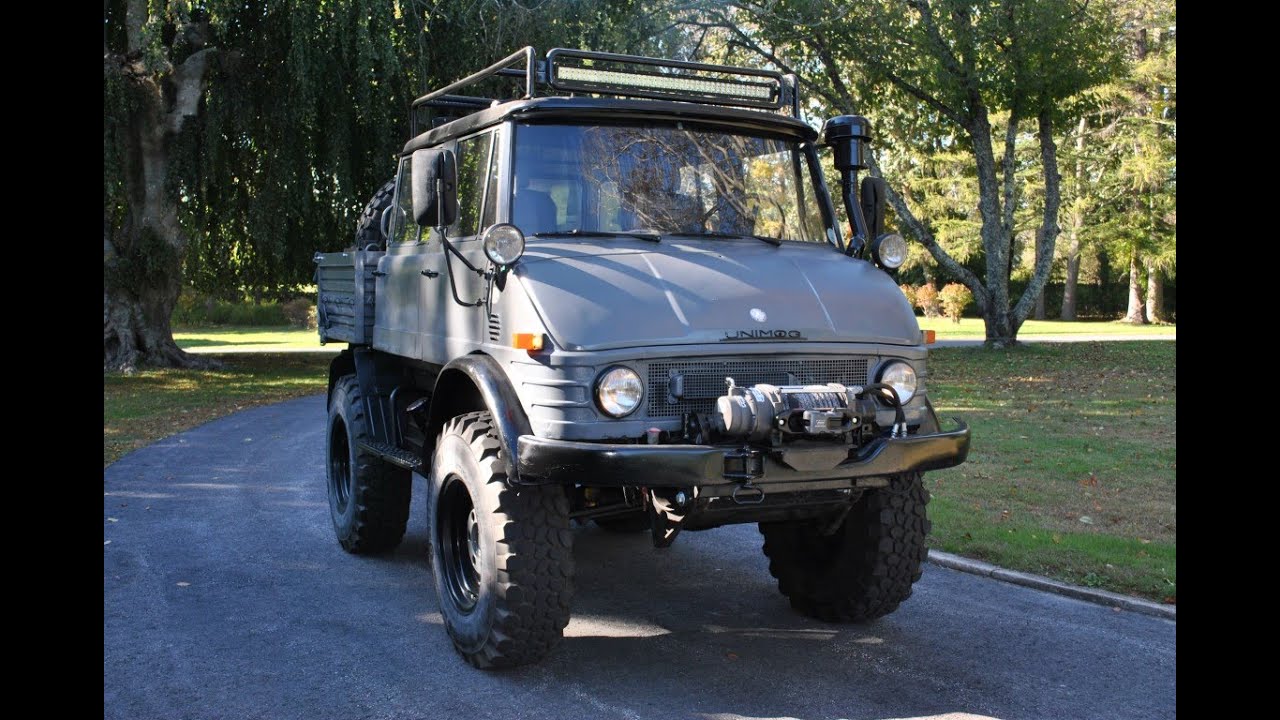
(372, 158), (429, 358)
(419, 129), (500, 362)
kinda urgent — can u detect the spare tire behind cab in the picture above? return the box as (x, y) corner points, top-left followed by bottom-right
(353, 179), (397, 250)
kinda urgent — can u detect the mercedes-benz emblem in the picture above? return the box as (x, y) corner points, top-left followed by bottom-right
(750, 308), (767, 323)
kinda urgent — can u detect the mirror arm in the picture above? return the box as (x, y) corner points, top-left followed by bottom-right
(436, 225), (487, 308)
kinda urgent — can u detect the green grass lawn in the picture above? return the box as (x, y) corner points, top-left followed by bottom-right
(175, 326), (330, 352)
(927, 342), (1176, 603)
(919, 317), (1177, 338)
(104, 353), (329, 466)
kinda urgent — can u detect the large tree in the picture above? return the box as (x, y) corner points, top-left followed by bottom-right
(104, 1), (220, 370)
(687, 0), (1124, 345)
(105, 0), (672, 371)
(104, 0), (416, 370)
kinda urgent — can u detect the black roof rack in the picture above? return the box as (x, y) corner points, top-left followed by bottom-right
(408, 47), (799, 138)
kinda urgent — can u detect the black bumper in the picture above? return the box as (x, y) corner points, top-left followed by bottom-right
(516, 421), (970, 488)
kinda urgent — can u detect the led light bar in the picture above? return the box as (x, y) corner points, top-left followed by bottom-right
(547, 48), (783, 110)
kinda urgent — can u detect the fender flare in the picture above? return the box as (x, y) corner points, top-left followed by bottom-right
(425, 354), (535, 484)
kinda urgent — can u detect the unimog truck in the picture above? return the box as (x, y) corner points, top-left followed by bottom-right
(315, 47), (970, 669)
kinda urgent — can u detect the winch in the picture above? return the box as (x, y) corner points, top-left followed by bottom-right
(715, 377), (879, 442)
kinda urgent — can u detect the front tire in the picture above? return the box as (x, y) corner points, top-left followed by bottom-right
(759, 472), (930, 621)
(326, 375), (411, 553)
(427, 412), (574, 669)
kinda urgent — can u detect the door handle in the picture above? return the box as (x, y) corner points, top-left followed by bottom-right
(371, 270), (387, 277)
(421, 269), (440, 278)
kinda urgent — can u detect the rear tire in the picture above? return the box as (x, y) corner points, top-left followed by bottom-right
(326, 375), (411, 553)
(759, 472), (930, 621)
(428, 412), (574, 668)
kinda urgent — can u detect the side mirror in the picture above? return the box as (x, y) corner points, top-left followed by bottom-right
(860, 176), (885, 239)
(411, 148), (457, 227)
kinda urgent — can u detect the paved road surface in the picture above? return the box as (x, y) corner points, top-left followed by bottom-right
(104, 396), (1175, 720)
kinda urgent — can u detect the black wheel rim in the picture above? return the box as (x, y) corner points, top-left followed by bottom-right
(438, 476), (481, 613)
(328, 416), (352, 512)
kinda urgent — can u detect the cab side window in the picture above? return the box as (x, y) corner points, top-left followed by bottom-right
(452, 132), (495, 238)
(392, 158), (417, 245)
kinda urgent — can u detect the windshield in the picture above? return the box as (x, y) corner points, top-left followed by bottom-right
(511, 124), (826, 243)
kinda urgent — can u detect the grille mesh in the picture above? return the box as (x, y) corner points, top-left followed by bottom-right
(647, 357), (869, 418)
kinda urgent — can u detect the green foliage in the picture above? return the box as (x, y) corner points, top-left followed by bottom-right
(1083, 1), (1177, 274)
(938, 282), (973, 323)
(106, 0), (676, 302)
(172, 291), (289, 326)
(689, 0), (1128, 339)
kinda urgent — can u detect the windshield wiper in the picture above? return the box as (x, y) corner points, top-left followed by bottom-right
(532, 229), (661, 243)
(667, 231), (782, 247)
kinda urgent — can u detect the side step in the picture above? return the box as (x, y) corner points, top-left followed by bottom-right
(357, 440), (423, 471)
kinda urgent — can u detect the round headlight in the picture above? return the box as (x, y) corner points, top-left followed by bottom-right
(871, 233), (908, 269)
(595, 366), (643, 418)
(878, 361), (917, 404)
(482, 223), (526, 266)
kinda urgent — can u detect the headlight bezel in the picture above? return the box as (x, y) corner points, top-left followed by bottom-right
(481, 223), (526, 266)
(877, 360), (918, 404)
(594, 365), (644, 418)
(871, 232), (908, 270)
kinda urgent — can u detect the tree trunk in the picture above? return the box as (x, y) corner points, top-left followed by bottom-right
(1146, 262), (1165, 323)
(1010, 111), (1063, 337)
(1034, 285), (1046, 320)
(1097, 248), (1112, 315)
(104, 40), (214, 371)
(970, 113), (1018, 348)
(1061, 241), (1081, 320)
(1061, 116), (1087, 321)
(1124, 249), (1147, 324)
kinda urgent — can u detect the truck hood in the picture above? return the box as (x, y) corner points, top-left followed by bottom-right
(514, 238), (921, 351)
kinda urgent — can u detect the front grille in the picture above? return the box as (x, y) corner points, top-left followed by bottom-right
(647, 357), (870, 418)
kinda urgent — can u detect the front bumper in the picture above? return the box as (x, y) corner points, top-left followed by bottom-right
(516, 420), (970, 489)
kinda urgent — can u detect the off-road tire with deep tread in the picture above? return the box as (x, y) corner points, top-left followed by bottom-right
(427, 411), (574, 669)
(326, 375), (411, 553)
(354, 179), (397, 249)
(759, 472), (930, 622)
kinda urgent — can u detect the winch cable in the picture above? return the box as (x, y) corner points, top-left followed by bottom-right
(859, 382), (908, 437)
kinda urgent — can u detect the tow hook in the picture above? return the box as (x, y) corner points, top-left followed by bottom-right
(731, 481), (765, 505)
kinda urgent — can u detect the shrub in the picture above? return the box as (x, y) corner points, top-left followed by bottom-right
(172, 290), (289, 327)
(939, 282), (973, 324)
(282, 298), (317, 329)
(914, 283), (942, 318)
(898, 283), (916, 309)
(172, 291), (205, 325)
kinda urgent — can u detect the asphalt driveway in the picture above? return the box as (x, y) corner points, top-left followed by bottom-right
(104, 395), (1175, 720)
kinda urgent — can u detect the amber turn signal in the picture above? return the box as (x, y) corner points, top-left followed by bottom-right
(512, 332), (544, 351)
(922, 329), (936, 345)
